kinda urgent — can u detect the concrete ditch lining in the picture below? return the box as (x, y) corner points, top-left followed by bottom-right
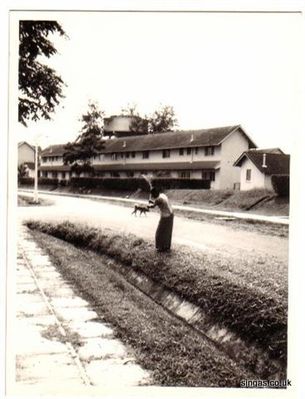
(105, 257), (285, 381)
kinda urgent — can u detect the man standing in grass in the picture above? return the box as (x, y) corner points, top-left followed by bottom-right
(148, 187), (174, 252)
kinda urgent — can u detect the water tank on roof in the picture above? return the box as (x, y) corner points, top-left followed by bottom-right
(104, 115), (139, 137)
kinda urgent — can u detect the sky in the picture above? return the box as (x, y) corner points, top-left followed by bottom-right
(12, 10), (304, 153)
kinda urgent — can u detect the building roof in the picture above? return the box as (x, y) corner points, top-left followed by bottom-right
(248, 147), (284, 154)
(234, 150), (290, 175)
(41, 125), (256, 157)
(41, 144), (67, 157)
(18, 141), (35, 151)
(101, 125), (255, 153)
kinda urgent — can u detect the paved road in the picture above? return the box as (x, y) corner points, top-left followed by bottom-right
(18, 192), (288, 264)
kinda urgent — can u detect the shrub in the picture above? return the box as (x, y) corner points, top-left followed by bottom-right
(38, 178), (59, 186)
(19, 177), (60, 186)
(18, 177), (34, 186)
(271, 175), (289, 197)
(70, 177), (210, 191)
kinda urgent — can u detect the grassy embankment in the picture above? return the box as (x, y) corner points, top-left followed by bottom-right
(26, 220), (287, 381)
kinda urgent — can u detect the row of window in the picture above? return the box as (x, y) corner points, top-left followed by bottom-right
(41, 170), (216, 180)
(89, 170), (215, 180)
(40, 171), (67, 178)
(110, 146), (215, 160)
(41, 156), (62, 163)
(42, 146), (216, 164)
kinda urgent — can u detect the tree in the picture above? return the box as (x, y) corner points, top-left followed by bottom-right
(63, 101), (105, 175)
(149, 105), (178, 133)
(19, 21), (66, 126)
(122, 103), (178, 134)
(120, 103), (149, 134)
(18, 163), (29, 183)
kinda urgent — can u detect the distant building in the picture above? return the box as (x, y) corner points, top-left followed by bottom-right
(40, 125), (256, 190)
(233, 148), (290, 191)
(39, 144), (70, 181)
(18, 141), (36, 178)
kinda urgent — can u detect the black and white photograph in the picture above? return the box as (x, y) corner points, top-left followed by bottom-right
(2, 1), (305, 398)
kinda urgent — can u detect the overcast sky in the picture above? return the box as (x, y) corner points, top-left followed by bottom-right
(13, 10), (303, 153)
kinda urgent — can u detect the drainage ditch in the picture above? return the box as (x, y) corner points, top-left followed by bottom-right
(107, 258), (285, 381)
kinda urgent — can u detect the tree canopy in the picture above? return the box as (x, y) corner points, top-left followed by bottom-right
(122, 103), (178, 134)
(19, 20), (66, 126)
(63, 101), (105, 175)
(149, 105), (178, 133)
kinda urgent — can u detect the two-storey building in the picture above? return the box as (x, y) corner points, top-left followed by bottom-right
(39, 124), (256, 190)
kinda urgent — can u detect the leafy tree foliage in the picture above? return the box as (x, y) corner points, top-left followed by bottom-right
(19, 21), (66, 126)
(122, 103), (178, 134)
(121, 103), (149, 134)
(63, 102), (105, 175)
(18, 163), (29, 183)
(149, 105), (178, 133)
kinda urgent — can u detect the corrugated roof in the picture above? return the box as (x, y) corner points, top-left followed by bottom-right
(248, 147), (284, 154)
(101, 125), (243, 153)
(41, 144), (67, 157)
(41, 125), (256, 157)
(234, 151), (290, 175)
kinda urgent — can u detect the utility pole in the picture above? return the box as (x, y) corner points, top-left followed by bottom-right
(33, 143), (39, 203)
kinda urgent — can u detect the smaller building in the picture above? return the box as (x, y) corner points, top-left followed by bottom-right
(234, 148), (290, 191)
(18, 141), (36, 178)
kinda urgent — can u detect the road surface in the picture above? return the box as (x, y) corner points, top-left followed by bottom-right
(18, 192), (288, 264)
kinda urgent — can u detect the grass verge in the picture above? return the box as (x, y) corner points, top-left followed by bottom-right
(26, 220), (287, 370)
(18, 195), (53, 207)
(29, 229), (254, 387)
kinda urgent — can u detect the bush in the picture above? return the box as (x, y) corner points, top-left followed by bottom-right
(38, 178), (59, 186)
(59, 179), (68, 187)
(18, 177), (34, 186)
(19, 177), (60, 186)
(271, 175), (289, 197)
(70, 177), (210, 191)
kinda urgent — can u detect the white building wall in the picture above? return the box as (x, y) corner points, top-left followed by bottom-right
(220, 130), (251, 190)
(239, 157), (266, 190)
(18, 144), (35, 166)
(92, 146), (221, 166)
(265, 175), (273, 191)
(41, 156), (64, 166)
(40, 139), (235, 190)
